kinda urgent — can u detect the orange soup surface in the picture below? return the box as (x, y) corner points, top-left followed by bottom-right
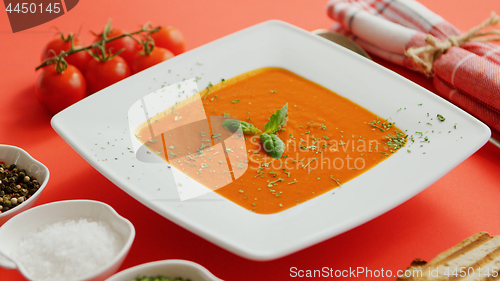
(136, 68), (406, 214)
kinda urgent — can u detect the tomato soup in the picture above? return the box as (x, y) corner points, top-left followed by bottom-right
(136, 68), (406, 214)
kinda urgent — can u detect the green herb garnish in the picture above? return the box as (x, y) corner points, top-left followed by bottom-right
(302, 158), (317, 168)
(437, 114), (446, 122)
(222, 119), (261, 135)
(384, 130), (407, 150)
(267, 178), (284, 187)
(330, 175), (341, 186)
(260, 133), (285, 159)
(263, 103), (288, 134)
(220, 104), (289, 159)
(203, 82), (213, 99)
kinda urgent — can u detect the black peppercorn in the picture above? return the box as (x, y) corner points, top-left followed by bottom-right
(4, 186), (13, 194)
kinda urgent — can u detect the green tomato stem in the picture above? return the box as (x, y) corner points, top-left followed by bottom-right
(35, 24), (161, 71)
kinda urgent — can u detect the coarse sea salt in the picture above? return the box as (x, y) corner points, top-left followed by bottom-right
(12, 218), (122, 281)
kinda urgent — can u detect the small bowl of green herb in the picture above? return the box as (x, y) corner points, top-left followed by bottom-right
(0, 144), (50, 226)
(105, 260), (223, 281)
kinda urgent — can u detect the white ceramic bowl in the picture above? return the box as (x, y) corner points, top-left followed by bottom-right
(0, 144), (50, 226)
(51, 20), (491, 260)
(106, 260), (223, 281)
(0, 200), (135, 281)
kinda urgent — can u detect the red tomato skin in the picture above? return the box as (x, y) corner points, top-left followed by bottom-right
(132, 47), (174, 73)
(35, 64), (87, 115)
(150, 26), (186, 56)
(95, 29), (137, 67)
(41, 37), (91, 74)
(85, 55), (131, 94)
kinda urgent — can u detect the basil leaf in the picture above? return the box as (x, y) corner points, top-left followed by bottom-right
(260, 133), (285, 159)
(222, 119), (261, 135)
(264, 103), (288, 134)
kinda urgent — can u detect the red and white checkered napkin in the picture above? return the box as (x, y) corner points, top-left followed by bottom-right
(326, 0), (500, 133)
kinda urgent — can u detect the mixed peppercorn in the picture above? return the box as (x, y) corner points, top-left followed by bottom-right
(0, 163), (40, 214)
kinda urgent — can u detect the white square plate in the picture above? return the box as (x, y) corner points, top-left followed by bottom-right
(52, 20), (490, 261)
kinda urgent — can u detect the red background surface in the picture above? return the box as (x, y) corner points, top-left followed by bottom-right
(1, 0), (499, 280)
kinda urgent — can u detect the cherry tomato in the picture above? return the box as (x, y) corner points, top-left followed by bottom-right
(35, 64), (87, 115)
(41, 34), (91, 74)
(132, 46), (174, 73)
(95, 29), (137, 67)
(85, 55), (131, 94)
(149, 26), (186, 56)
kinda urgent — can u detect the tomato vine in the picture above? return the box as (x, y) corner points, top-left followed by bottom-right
(36, 21), (160, 73)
